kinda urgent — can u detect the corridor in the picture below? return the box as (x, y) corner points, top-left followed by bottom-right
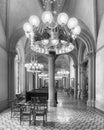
(0, 90), (104, 130)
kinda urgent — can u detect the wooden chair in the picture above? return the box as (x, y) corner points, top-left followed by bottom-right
(33, 102), (47, 126)
(20, 103), (33, 125)
(39, 97), (48, 111)
(11, 99), (21, 118)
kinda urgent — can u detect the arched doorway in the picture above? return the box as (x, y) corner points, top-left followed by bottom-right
(77, 30), (95, 107)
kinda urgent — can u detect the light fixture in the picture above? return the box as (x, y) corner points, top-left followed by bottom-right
(23, 0), (81, 55)
(25, 54), (44, 73)
(57, 69), (69, 77)
(38, 73), (48, 78)
(55, 75), (63, 79)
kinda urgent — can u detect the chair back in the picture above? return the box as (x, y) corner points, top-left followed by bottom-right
(31, 97), (40, 104)
(20, 103), (32, 114)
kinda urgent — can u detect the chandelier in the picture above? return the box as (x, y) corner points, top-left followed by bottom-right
(57, 69), (69, 77)
(38, 73), (48, 78)
(25, 54), (44, 73)
(23, 1), (81, 55)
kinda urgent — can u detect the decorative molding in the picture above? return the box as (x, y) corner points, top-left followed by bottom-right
(87, 51), (96, 57)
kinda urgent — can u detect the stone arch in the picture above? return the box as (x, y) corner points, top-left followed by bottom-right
(78, 29), (95, 53)
(8, 27), (24, 52)
(77, 28), (96, 107)
(55, 52), (78, 98)
(68, 52), (78, 99)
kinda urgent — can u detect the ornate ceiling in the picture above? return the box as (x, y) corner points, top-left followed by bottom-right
(39, 0), (66, 13)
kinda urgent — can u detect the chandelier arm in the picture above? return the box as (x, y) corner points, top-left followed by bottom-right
(63, 25), (71, 42)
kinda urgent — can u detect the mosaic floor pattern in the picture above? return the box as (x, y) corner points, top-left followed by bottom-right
(0, 90), (104, 130)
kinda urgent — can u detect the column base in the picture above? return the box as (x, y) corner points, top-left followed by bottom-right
(74, 89), (77, 99)
(87, 100), (95, 107)
(48, 99), (57, 107)
(91, 100), (95, 107)
(87, 100), (92, 107)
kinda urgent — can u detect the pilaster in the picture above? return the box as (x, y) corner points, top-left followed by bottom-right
(87, 52), (95, 107)
(73, 64), (78, 99)
(48, 51), (56, 107)
(8, 51), (17, 105)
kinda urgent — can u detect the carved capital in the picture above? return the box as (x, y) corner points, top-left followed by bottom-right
(73, 64), (78, 69)
(9, 50), (17, 56)
(87, 51), (96, 57)
(78, 63), (83, 67)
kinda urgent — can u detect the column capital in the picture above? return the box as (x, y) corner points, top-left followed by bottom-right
(78, 63), (83, 67)
(8, 50), (17, 58)
(73, 64), (78, 69)
(87, 51), (96, 57)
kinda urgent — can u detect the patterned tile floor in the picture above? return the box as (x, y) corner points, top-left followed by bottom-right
(0, 90), (104, 130)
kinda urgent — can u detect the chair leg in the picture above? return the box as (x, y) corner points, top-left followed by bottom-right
(29, 115), (31, 125)
(43, 115), (47, 126)
(33, 114), (36, 125)
(43, 116), (45, 126)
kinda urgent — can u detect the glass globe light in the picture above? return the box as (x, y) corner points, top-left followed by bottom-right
(29, 15), (40, 27)
(42, 11), (53, 24)
(23, 22), (33, 32)
(57, 12), (69, 25)
(72, 25), (81, 35)
(51, 39), (59, 45)
(42, 39), (49, 45)
(67, 17), (78, 29)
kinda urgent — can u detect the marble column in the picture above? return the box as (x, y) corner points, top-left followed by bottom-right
(87, 52), (95, 107)
(39, 78), (42, 88)
(48, 52), (56, 107)
(41, 78), (44, 87)
(8, 51), (17, 105)
(25, 71), (29, 91)
(77, 63), (81, 99)
(91, 53), (95, 107)
(80, 64), (84, 100)
(73, 65), (78, 99)
(14, 56), (19, 94)
(87, 55), (92, 106)
(66, 77), (68, 89)
(33, 74), (35, 90)
(35, 72), (38, 89)
(28, 72), (33, 91)
(63, 77), (66, 89)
